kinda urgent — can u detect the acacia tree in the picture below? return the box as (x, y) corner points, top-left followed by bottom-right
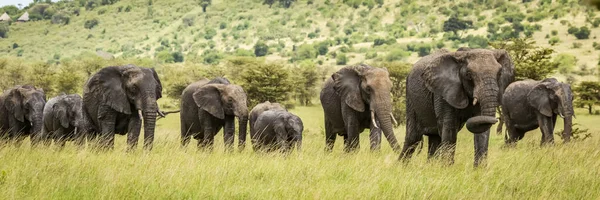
(574, 81), (600, 114)
(200, 0), (211, 12)
(442, 16), (472, 36)
(240, 62), (293, 108)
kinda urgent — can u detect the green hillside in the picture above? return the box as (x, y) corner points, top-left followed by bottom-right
(1, 0), (599, 70)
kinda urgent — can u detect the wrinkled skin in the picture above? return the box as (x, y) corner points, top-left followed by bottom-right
(501, 78), (574, 145)
(320, 64), (400, 153)
(252, 110), (303, 153)
(399, 49), (515, 166)
(249, 101), (286, 135)
(83, 65), (163, 151)
(180, 77), (249, 151)
(41, 94), (85, 148)
(0, 85), (46, 146)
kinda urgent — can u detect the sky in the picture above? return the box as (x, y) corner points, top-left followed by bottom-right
(0, 0), (37, 8)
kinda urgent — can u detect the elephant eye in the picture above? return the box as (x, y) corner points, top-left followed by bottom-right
(466, 71), (472, 80)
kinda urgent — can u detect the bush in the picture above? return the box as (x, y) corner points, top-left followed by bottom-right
(551, 30), (558, 36)
(365, 52), (378, 59)
(417, 44), (431, 57)
(549, 37), (560, 46)
(182, 15), (195, 27)
(204, 28), (217, 40)
(156, 50), (175, 63)
(84, 19), (99, 29)
(51, 12), (70, 25)
(240, 62), (293, 107)
(0, 23), (8, 38)
(254, 41), (269, 57)
(490, 38), (556, 81)
(172, 52), (184, 63)
(293, 44), (317, 61)
(574, 26), (591, 39)
(553, 53), (577, 74)
(384, 49), (409, 62)
(572, 42), (582, 49)
(336, 53), (348, 65)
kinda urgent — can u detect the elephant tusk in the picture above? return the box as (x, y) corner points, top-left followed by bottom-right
(390, 113), (398, 126)
(158, 109), (165, 118)
(138, 110), (143, 120)
(559, 113), (565, 118)
(371, 111), (379, 129)
(473, 98), (478, 105)
(74, 127), (78, 137)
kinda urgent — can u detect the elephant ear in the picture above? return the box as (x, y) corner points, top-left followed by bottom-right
(421, 53), (469, 109)
(332, 67), (365, 112)
(97, 67), (133, 114)
(150, 68), (163, 99)
(5, 88), (25, 122)
(53, 103), (69, 128)
(193, 85), (225, 119)
(494, 49), (515, 99)
(528, 82), (553, 117)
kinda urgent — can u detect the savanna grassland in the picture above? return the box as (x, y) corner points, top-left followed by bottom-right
(1, 0), (600, 199)
(0, 106), (599, 199)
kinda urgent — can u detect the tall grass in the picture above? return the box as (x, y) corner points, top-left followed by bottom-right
(1, 106), (599, 199)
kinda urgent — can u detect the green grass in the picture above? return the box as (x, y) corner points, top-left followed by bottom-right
(1, 106), (599, 199)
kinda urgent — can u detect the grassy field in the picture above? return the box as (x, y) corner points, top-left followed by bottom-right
(0, 105), (599, 199)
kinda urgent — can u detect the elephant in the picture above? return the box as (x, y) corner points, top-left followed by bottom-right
(501, 78), (574, 145)
(249, 101), (286, 135)
(320, 64), (401, 152)
(180, 77), (249, 151)
(399, 48), (515, 166)
(82, 64), (163, 151)
(252, 110), (303, 153)
(0, 85), (46, 146)
(41, 94), (85, 148)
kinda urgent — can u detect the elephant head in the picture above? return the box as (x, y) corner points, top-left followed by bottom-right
(274, 112), (303, 152)
(528, 78), (574, 141)
(422, 49), (514, 134)
(250, 101), (287, 134)
(331, 64), (400, 151)
(193, 83), (249, 148)
(5, 85), (46, 141)
(104, 65), (162, 149)
(53, 94), (83, 135)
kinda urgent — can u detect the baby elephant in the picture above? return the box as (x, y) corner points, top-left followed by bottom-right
(252, 110), (303, 153)
(249, 101), (286, 134)
(501, 78), (574, 145)
(41, 94), (84, 148)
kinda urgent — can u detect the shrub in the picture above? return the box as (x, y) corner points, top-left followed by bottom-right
(293, 44), (317, 61)
(51, 12), (70, 25)
(84, 19), (99, 29)
(417, 44), (431, 57)
(548, 37), (560, 46)
(572, 42), (582, 49)
(182, 15), (195, 27)
(0, 23), (8, 38)
(172, 52), (184, 63)
(316, 42), (329, 56)
(551, 30), (558, 36)
(365, 52), (378, 59)
(336, 53), (348, 65)
(240, 62), (293, 107)
(384, 49), (409, 62)
(490, 38), (556, 81)
(204, 28), (217, 40)
(156, 50), (175, 63)
(553, 53), (577, 74)
(253, 41), (269, 57)
(574, 26), (591, 39)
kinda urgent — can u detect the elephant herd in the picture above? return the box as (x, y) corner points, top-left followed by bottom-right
(0, 48), (575, 166)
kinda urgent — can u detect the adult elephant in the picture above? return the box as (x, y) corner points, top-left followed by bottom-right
(320, 64), (400, 152)
(252, 110), (303, 153)
(0, 85), (46, 145)
(180, 77), (248, 151)
(399, 49), (514, 166)
(41, 94), (85, 148)
(83, 64), (163, 151)
(249, 101), (286, 134)
(501, 78), (573, 145)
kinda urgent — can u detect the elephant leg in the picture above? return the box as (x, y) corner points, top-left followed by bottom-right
(54, 129), (67, 150)
(369, 123), (382, 151)
(200, 119), (217, 151)
(180, 121), (192, 148)
(537, 114), (555, 145)
(473, 130), (490, 167)
(344, 121), (360, 153)
(97, 108), (117, 150)
(439, 109), (459, 165)
(503, 118), (520, 147)
(223, 116), (235, 152)
(127, 116), (142, 152)
(427, 135), (441, 159)
(399, 112), (423, 161)
(324, 118), (336, 152)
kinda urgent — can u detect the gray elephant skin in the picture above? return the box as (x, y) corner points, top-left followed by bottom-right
(252, 110), (303, 153)
(0, 85), (46, 145)
(320, 64), (400, 152)
(180, 77), (249, 151)
(400, 49), (515, 166)
(249, 101), (286, 135)
(41, 94), (85, 148)
(501, 78), (573, 145)
(83, 65), (163, 151)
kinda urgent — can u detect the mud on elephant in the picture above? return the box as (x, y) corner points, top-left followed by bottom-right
(320, 64), (400, 152)
(501, 78), (574, 145)
(83, 64), (163, 151)
(0, 85), (46, 146)
(399, 48), (515, 166)
(180, 77), (248, 151)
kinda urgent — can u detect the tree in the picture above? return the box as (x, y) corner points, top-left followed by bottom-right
(264, 0), (275, 8)
(279, 0), (296, 8)
(200, 0), (211, 12)
(574, 81), (600, 114)
(0, 23), (8, 38)
(240, 62), (293, 107)
(291, 61), (319, 106)
(84, 19), (99, 29)
(336, 53), (348, 65)
(490, 38), (556, 81)
(254, 41), (268, 57)
(442, 16), (472, 36)
(575, 26), (591, 39)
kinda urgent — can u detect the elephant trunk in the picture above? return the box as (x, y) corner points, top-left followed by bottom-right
(466, 77), (499, 134)
(141, 100), (158, 151)
(295, 134), (302, 152)
(31, 102), (45, 145)
(562, 116), (572, 142)
(373, 94), (400, 152)
(238, 115), (248, 151)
